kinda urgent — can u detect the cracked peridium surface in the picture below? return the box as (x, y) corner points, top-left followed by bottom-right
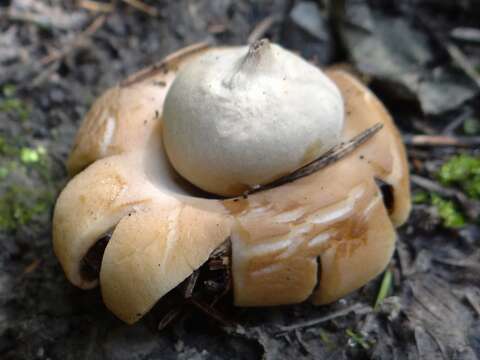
(53, 44), (410, 324)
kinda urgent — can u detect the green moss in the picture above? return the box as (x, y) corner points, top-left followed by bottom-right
(2, 84), (16, 98)
(413, 183), (466, 228)
(0, 167), (8, 180)
(0, 186), (53, 231)
(319, 329), (334, 347)
(346, 329), (371, 350)
(0, 137), (18, 157)
(465, 178), (480, 199)
(0, 136), (51, 182)
(431, 194), (465, 228)
(438, 154), (480, 199)
(438, 154), (480, 184)
(412, 191), (429, 204)
(20, 146), (46, 164)
(463, 118), (480, 135)
(0, 137), (55, 231)
(0, 85), (30, 121)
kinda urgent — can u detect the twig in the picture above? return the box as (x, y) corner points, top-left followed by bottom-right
(294, 330), (312, 355)
(207, 23), (227, 34)
(121, 41), (211, 87)
(404, 134), (480, 147)
(442, 108), (474, 135)
(432, 250), (480, 270)
(411, 174), (466, 200)
(248, 15), (280, 44)
(445, 42), (480, 88)
(425, 328), (449, 360)
(23, 259), (41, 274)
(396, 239), (415, 277)
(208, 240), (232, 306)
(411, 119), (436, 135)
(7, 3), (85, 30)
(276, 303), (370, 334)
(418, 17), (480, 89)
(450, 27), (480, 44)
(157, 307), (183, 331)
(465, 290), (480, 316)
(410, 174), (480, 219)
(122, 0), (159, 17)
(40, 15), (106, 66)
(78, 0), (114, 13)
(346, 328), (370, 350)
(433, 257), (480, 272)
(183, 270), (200, 299)
(451, 27), (480, 44)
(189, 298), (233, 327)
(31, 61), (60, 88)
(240, 123), (383, 197)
(7, 11), (53, 29)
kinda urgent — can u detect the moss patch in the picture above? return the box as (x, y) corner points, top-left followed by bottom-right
(438, 154), (480, 199)
(0, 186), (53, 231)
(463, 118), (480, 135)
(0, 84), (30, 121)
(431, 194), (465, 228)
(412, 190), (466, 229)
(412, 191), (429, 204)
(0, 137), (55, 232)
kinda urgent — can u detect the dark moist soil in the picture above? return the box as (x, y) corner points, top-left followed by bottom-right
(1, 1), (480, 359)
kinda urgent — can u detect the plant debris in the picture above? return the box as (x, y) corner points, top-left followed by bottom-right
(373, 269), (393, 310)
(336, 0), (480, 115)
(241, 123), (383, 197)
(346, 328), (370, 350)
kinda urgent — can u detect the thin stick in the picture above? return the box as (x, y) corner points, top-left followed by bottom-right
(78, 0), (114, 13)
(294, 330), (312, 355)
(442, 108), (474, 135)
(433, 257), (480, 271)
(276, 303), (370, 334)
(184, 270), (200, 299)
(404, 134), (480, 147)
(411, 175), (460, 200)
(189, 298), (233, 327)
(410, 174), (480, 219)
(445, 42), (480, 88)
(241, 123), (383, 197)
(31, 61), (61, 88)
(248, 15), (280, 44)
(465, 290), (480, 316)
(418, 16), (480, 89)
(451, 27), (480, 44)
(157, 307), (183, 331)
(40, 15), (106, 66)
(121, 42), (211, 87)
(122, 0), (159, 17)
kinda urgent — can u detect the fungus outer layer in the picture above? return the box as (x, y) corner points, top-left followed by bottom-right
(53, 43), (410, 324)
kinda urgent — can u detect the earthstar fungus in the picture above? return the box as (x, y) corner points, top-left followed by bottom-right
(162, 39), (344, 196)
(53, 41), (411, 324)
